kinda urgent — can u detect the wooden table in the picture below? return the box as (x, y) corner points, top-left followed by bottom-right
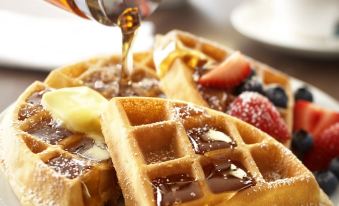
(0, 4), (338, 111)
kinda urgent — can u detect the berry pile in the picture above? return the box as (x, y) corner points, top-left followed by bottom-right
(292, 87), (339, 195)
(198, 52), (289, 110)
(198, 52), (290, 144)
(234, 74), (288, 109)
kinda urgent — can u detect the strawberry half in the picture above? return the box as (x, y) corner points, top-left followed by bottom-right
(227, 92), (290, 143)
(304, 123), (339, 171)
(199, 51), (251, 89)
(294, 100), (339, 137)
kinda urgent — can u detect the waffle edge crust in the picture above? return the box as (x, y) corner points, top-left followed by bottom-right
(101, 97), (332, 206)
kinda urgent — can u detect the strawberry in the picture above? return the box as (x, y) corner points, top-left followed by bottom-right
(293, 100), (322, 134)
(227, 92), (290, 143)
(199, 51), (251, 89)
(304, 123), (339, 171)
(294, 100), (339, 137)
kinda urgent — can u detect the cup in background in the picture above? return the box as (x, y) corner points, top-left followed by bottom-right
(188, 0), (242, 25)
(273, 0), (339, 39)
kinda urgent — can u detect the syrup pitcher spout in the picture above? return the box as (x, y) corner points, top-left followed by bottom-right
(45, 0), (161, 26)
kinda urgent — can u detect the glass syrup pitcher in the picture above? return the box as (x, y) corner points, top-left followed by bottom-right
(45, 0), (160, 75)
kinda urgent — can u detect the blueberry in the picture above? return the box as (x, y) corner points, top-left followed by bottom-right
(314, 171), (338, 195)
(292, 130), (313, 155)
(265, 85), (288, 108)
(248, 69), (257, 79)
(330, 158), (339, 179)
(295, 87), (313, 102)
(235, 78), (264, 95)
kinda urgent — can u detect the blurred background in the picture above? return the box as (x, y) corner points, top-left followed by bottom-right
(0, 0), (338, 110)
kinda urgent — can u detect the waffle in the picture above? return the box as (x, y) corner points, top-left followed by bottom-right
(45, 52), (164, 99)
(153, 30), (293, 144)
(0, 51), (167, 205)
(0, 81), (119, 206)
(101, 97), (332, 206)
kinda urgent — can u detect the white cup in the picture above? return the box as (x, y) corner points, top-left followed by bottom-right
(273, 0), (339, 38)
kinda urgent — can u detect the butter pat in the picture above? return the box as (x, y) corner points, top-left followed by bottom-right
(82, 141), (110, 161)
(42, 87), (107, 138)
(229, 164), (248, 180)
(203, 130), (233, 143)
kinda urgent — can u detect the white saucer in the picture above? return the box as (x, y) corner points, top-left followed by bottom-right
(230, 0), (339, 58)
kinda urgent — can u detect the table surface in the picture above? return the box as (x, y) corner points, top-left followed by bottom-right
(0, 4), (338, 111)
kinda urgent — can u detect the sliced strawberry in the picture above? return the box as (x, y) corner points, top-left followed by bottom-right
(227, 92), (290, 143)
(293, 100), (339, 137)
(313, 111), (339, 137)
(199, 51), (251, 89)
(304, 123), (339, 171)
(293, 100), (322, 134)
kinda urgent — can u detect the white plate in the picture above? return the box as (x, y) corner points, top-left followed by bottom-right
(230, 0), (339, 58)
(0, 0), (154, 71)
(0, 78), (338, 205)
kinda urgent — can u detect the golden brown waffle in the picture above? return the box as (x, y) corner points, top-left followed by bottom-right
(153, 31), (293, 142)
(45, 52), (164, 99)
(0, 81), (120, 206)
(0, 52), (165, 205)
(101, 97), (332, 206)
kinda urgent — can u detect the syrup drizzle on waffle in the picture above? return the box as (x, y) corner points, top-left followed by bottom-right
(46, 154), (90, 179)
(186, 125), (236, 154)
(80, 65), (165, 99)
(11, 82), (119, 205)
(151, 173), (202, 206)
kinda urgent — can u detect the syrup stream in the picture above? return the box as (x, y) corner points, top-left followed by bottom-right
(118, 7), (141, 77)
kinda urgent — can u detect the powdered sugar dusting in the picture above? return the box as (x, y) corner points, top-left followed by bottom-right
(81, 66), (165, 99)
(229, 92), (263, 126)
(18, 89), (51, 121)
(25, 118), (73, 145)
(172, 104), (207, 120)
(46, 155), (90, 179)
(145, 148), (177, 164)
(4, 160), (70, 206)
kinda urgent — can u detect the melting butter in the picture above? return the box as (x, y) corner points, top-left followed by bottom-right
(82, 141), (110, 161)
(229, 164), (248, 179)
(154, 35), (211, 78)
(202, 130), (233, 143)
(41, 87), (108, 139)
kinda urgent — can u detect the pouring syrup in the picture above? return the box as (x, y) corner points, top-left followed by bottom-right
(45, 0), (160, 75)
